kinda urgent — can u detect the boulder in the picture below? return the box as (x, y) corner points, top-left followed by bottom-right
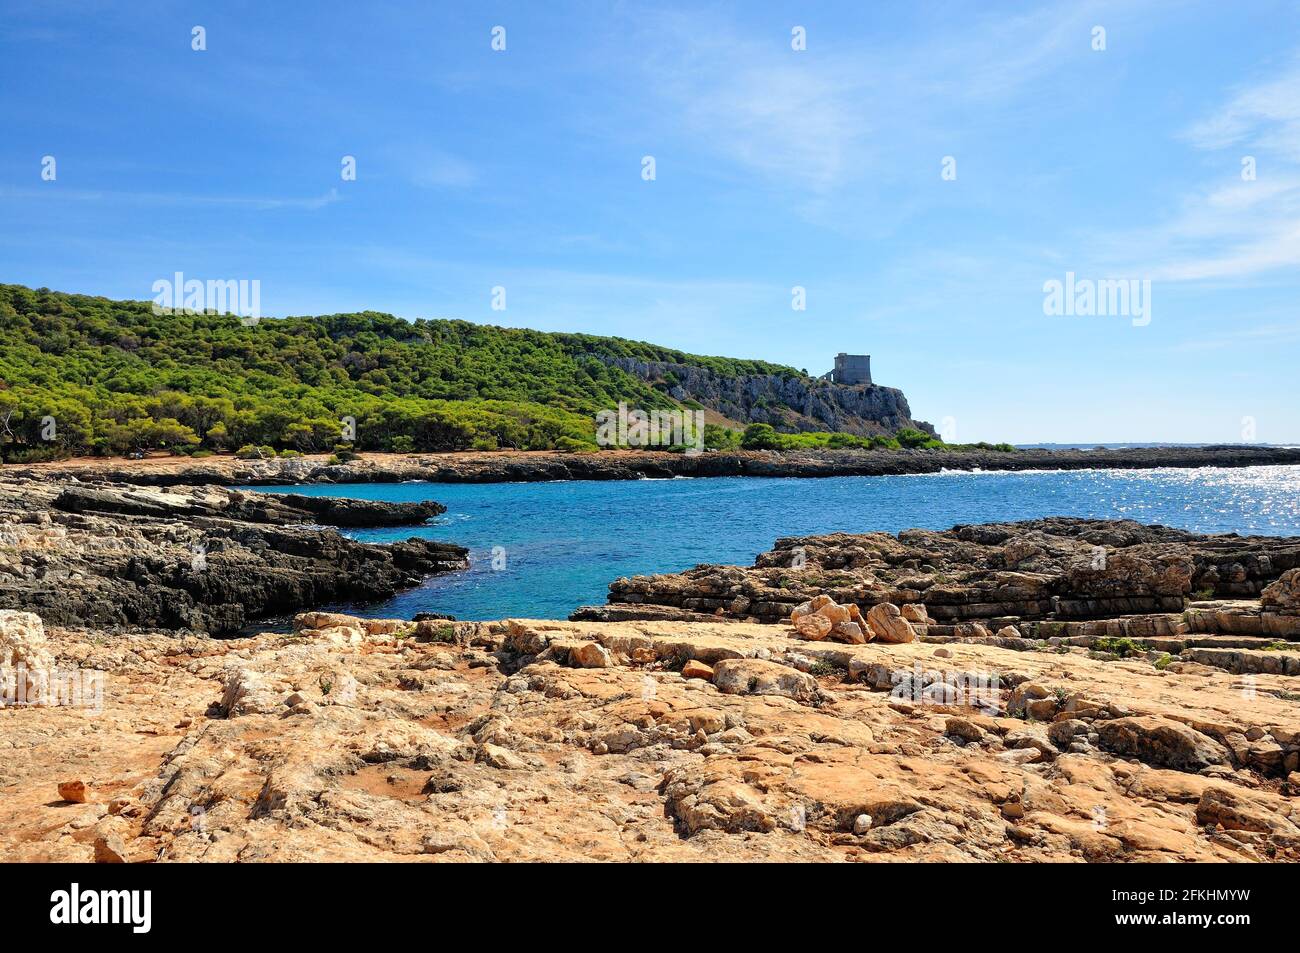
(1096, 716), (1229, 772)
(570, 642), (612, 668)
(867, 603), (915, 643)
(791, 596), (867, 644)
(1195, 785), (1300, 835)
(0, 610), (55, 707)
(58, 780), (88, 803)
(900, 604), (931, 624)
(1261, 569), (1300, 611)
(681, 660), (714, 681)
(829, 620), (867, 644)
(793, 613), (833, 641)
(93, 833), (129, 864)
(713, 659), (820, 703)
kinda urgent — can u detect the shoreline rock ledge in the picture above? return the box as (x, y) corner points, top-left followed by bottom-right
(0, 478), (466, 634)
(579, 518), (1300, 632)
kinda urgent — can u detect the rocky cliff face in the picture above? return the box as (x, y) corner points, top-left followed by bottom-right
(597, 357), (933, 436)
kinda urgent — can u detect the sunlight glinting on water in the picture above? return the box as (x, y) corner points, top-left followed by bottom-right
(251, 465), (1300, 621)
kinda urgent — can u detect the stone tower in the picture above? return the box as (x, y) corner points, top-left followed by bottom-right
(831, 353), (872, 386)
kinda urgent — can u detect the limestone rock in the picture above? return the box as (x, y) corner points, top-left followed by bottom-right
(0, 610), (54, 707)
(1097, 716), (1230, 772)
(900, 604), (930, 624)
(712, 658), (820, 703)
(1195, 785), (1300, 835)
(791, 595), (866, 644)
(93, 833), (129, 864)
(0, 479), (467, 634)
(681, 660), (714, 681)
(1261, 569), (1300, 611)
(793, 613), (833, 641)
(570, 642), (612, 668)
(829, 620), (868, 644)
(867, 603), (915, 643)
(4, 536), (1300, 865)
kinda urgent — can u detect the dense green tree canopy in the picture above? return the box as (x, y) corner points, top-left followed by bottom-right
(0, 284), (799, 460)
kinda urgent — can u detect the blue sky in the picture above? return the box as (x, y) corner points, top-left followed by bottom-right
(2, 1), (1298, 443)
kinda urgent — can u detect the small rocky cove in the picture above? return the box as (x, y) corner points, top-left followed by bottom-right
(1, 466), (1298, 863)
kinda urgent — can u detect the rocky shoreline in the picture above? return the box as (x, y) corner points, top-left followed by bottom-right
(3, 577), (1297, 862)
(0, 477), (466, 634)
(2, 495), (1298, 861)
(7, 443), (1300, 487)
(579, 517), (1300, 636)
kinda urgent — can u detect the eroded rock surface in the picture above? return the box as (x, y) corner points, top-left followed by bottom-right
(2, 609), (1295, 862)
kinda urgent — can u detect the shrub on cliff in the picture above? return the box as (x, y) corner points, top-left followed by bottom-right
(741, 423), (781, 450)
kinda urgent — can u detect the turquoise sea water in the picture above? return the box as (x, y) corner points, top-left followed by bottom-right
(251, 465), (1300, 622)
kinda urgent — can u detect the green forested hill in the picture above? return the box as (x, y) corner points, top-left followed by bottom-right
(0, 283), (809, 459)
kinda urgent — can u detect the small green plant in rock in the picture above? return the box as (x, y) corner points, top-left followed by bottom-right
(1092, 636), (1149, 658)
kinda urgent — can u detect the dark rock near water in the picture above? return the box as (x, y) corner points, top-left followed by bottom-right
(51, 484), (443, 527)
(0, 479), (465, 634)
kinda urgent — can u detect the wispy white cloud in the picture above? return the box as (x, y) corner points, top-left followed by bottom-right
(1102, 55), (1300, 282)
(1183, 59), (1300, 156)
(625, 1), (1123, 194)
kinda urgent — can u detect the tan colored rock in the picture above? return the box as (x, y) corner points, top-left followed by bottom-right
(1025, 697), (1059, 721)
(476, 743), (530, 771)
(108, 797), (142, 817)
(570, 642), (612, 668)
(712, 658), (820, 703)
(361, 618), (412, 637)
(867, 603), (915, 643)
(900, 604), (930, 624)
(829, 620), (867, 644)
(945, 717), (988, 743)
(93, 833), (129, 864)
(1097, 716), (1230, 772)
(4, 608), (1299, 864)
(793, 613), (833, 641)
(791, 595), (833, 620)
(1195, 785), (1300, 835)
(0, 610), (55, 707)
(1261, 569), (1300, 611)
(820, 603), (851, 625)
(681, 660), (714, 681)
(995, 625), (1022, 639)
(791, 596), (867, 644)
